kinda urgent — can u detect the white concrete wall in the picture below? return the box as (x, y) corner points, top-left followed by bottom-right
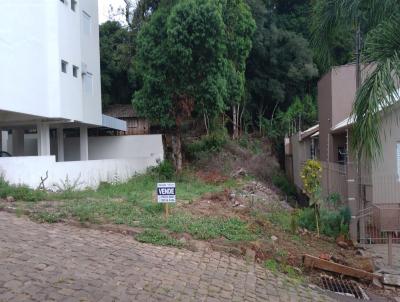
(0, 155), (161, 190)
(5, 134), (163, 162)
(0, 0), (102, 126)
(0, 1), (56, 118)
(64, 135), (164, 161)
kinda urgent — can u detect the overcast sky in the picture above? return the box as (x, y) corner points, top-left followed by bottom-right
(98, 0), (126, 24)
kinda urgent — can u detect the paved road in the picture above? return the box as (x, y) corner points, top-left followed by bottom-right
(0, 212), (335, 302)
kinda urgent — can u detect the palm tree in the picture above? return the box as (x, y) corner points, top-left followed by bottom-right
(311, 0), (400, 160)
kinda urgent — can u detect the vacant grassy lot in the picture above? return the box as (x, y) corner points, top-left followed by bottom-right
(1, 168), (257, 248)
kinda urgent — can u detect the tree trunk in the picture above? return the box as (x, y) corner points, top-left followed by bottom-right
(171, 133), (182, 172)
(204, 112), (209, 136)
(162, 133), (182, 172)
(232, 105), (239, 140)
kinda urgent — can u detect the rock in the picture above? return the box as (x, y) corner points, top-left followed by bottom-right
(271, 235), (278, 242)
(337, 241), (349, 249)
(319, 253), (331, 261)
(355, 256), (374, 273)
(5, 196), (15, 203)
(383, 274), (400, 287)
(231, 168), (247, 178)
(179, 237), (187, 244)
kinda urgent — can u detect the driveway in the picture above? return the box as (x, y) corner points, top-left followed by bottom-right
(0, 212), (335, 302)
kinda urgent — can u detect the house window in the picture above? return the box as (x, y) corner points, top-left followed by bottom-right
(397, 143), (400, 181)
(82, 11), (91, 34)
(71, 0), (77, 11)
(338, 146), (347, 164)
(73, 65), (79, 78)
(83, 72), (93, 95)
(61, 60), (68, 73)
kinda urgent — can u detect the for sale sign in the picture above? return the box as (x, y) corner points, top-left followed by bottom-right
(157, 183), (176, 203)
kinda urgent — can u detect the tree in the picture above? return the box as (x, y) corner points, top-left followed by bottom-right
(100, 21), (135, 106)
(310, 0), (400, 159)
(301, 160), (323, 237)
(245, 0), (317, 133)
(134, 0), (254, 170)
(223, 0), (256, 139)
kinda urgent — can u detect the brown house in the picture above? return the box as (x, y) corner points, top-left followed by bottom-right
(286, 64), (400, 243)
(103, 105), (150, 135)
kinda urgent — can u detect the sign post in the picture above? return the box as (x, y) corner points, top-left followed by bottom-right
(157, 183), (176, 220)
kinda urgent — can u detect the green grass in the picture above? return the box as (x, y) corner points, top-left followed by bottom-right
(264, 259), (304, 283)
(136, 229), (183, 247)
(265, 259), (279, 273)
(0, 178), (46, 202)
(34, 198), (256, 242)
(1, 166), (258, 245)
(32, 211), (66, 223)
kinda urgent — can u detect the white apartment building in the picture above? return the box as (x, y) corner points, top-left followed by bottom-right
(0, 0), (163, 189)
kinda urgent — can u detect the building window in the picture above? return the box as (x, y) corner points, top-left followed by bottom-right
(60, 0), (65, 3)
(71, 0), (77, 11)
(61, 60), (68, 73)
(338, 146), (347, 164)
(73, 65), (79, 78)
(82, 11), (91, 34)
(83, 72), (93, 95)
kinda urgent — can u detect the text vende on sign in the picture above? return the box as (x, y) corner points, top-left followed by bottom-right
(157, 183), (176, 203)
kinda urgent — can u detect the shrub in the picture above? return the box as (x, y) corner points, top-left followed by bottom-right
(298, 206), (351, 238)
(185, 129), (228, 160)
(0, 177), (45, 202)
(301, 160), (322, 236)
(271, 173), (296, 197)
(326, 192), (341, 208)
(150, 160), (175, 180)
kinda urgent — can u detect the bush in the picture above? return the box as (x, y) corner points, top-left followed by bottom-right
(185, 129), (228, 160)
(271, 173), (296, 197)
(298, 206), (351, 238)
(0, 177), (45, 202)
(150, 160), (175, 180)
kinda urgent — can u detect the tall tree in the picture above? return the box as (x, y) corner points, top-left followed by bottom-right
(134, 0), (255, 170)
(223, 0), (256, 139)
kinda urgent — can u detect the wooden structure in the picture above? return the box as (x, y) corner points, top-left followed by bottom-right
(103, 105), (150, 135)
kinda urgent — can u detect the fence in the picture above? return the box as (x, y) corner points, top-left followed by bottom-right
(320, 161), (348, 203)
(357, 174), (400, 244)
(358, 205), (400, 244)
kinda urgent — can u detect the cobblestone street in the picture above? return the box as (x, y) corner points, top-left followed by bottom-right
(0, 212), (335, 301)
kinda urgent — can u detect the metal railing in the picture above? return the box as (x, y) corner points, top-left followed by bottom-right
(358, 205), (400, 244)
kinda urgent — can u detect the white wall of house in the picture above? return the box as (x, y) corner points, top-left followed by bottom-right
(0, 0), (102, 126)
(0, 134), (164, 189)
(0, 156), (161, 190)
(64, 135), (164, 161)
(5, 134), (163, 162)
